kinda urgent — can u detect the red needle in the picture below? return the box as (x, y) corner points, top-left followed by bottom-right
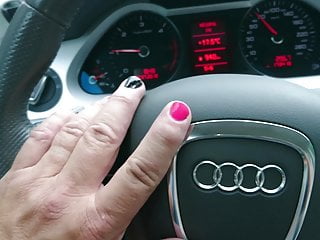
(94, 73), (106, 80)
(255, 12), (278, 36)
(111, 49), (141, 53)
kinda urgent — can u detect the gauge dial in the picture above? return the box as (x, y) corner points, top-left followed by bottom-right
(80, 11), (180, 94)
(240, 0), (320, 77)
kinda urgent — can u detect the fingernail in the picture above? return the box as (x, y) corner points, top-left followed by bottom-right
(125, 76), (143, 89)
(170, 101), (190, 122)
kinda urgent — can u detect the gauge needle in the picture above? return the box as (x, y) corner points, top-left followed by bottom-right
(111, 49), (141, 53)
(255, 12), (278, 36)
(94, 73), (107, 79)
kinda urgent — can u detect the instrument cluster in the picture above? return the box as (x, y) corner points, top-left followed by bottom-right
(79, 0), (320, 94)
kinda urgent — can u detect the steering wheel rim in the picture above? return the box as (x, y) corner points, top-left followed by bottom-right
(0, 0), (84, 177)
(1, 1), (320, 239)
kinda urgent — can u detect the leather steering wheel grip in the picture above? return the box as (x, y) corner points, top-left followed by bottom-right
(0, 0), (85, 178)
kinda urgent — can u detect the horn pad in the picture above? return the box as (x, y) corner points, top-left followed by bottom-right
(170, 120), (312, 240)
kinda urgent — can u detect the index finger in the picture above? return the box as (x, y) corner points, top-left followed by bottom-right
(95, 101), (191, 232)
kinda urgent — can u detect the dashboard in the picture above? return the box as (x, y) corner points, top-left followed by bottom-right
(77, 0), (320, 94)
(1, 0), (319, 120)
(1, 1), (320, 239)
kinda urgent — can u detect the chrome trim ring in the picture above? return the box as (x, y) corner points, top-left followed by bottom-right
(218, 162), (239, 192)
(217, 162), (240, 192)
(193, 161), (221, 190)
(259, 165), (287, 195)
(236, 164), (264, 193)
(168, 120), (315, 240)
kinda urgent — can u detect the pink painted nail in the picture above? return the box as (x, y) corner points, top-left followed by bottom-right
(170, 102), (190, 121)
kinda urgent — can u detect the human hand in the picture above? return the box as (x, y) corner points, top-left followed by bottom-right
(0, 77), (191, 240)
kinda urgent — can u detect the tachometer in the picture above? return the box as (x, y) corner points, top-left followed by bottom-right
(240, 0), (320, 77)
(80, 11), (180, 94)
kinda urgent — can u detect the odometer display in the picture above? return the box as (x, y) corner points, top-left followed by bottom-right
(80, 11), (180, 94)
(240, 0), (320, 77)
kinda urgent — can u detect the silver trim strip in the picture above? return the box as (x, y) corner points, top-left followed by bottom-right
(29, 76), (47, 106)
(168, 120), (315, 240)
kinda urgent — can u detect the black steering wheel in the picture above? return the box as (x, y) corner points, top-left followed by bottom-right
(1, 1), (320, 239)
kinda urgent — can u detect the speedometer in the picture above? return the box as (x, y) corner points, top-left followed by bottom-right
(80, 11), (180, 94)
(240, 0), (320, 77)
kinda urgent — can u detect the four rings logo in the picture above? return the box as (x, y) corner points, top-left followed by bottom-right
(193, 161), (286, 194)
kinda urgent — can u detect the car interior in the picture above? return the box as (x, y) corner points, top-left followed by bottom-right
(0, 0), (320, 239)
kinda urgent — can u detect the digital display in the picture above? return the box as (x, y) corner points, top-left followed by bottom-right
(134, 68), (160, 80)
(271, 55), (293, 69)
(192, 20), (230, 74)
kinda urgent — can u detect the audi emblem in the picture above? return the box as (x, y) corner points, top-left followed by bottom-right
(193, 161), (286, 194)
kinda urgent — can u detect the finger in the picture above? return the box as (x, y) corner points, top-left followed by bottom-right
(95, 101), (191, 233)
(33, 101), (105, 177)
(11, 111), (73, 171)
(59, 77), (145, 190)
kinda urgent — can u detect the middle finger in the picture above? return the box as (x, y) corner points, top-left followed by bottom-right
(59, 77), (145, 191)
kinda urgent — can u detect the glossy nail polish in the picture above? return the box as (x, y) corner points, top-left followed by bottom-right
(170, 102), (190, 121)
(125, 76), (143, 89)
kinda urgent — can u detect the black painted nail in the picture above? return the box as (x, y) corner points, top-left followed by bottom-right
(125, 76), (143, 89)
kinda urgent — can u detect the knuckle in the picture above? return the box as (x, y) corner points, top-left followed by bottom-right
(82, 210), (109, 240)
(49, 118), (91, 159)
(29, 125), (55, 143)
(84, 122), (122, 148)
(108, 95), (134, 107)
(29, 111), (75, 143)
(60, 117), (90, 139)
(38, 195), (68, 221)
(82, 205), (124, 240)
(155, 123), (184, 147)
(126, 156), (160, 189)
